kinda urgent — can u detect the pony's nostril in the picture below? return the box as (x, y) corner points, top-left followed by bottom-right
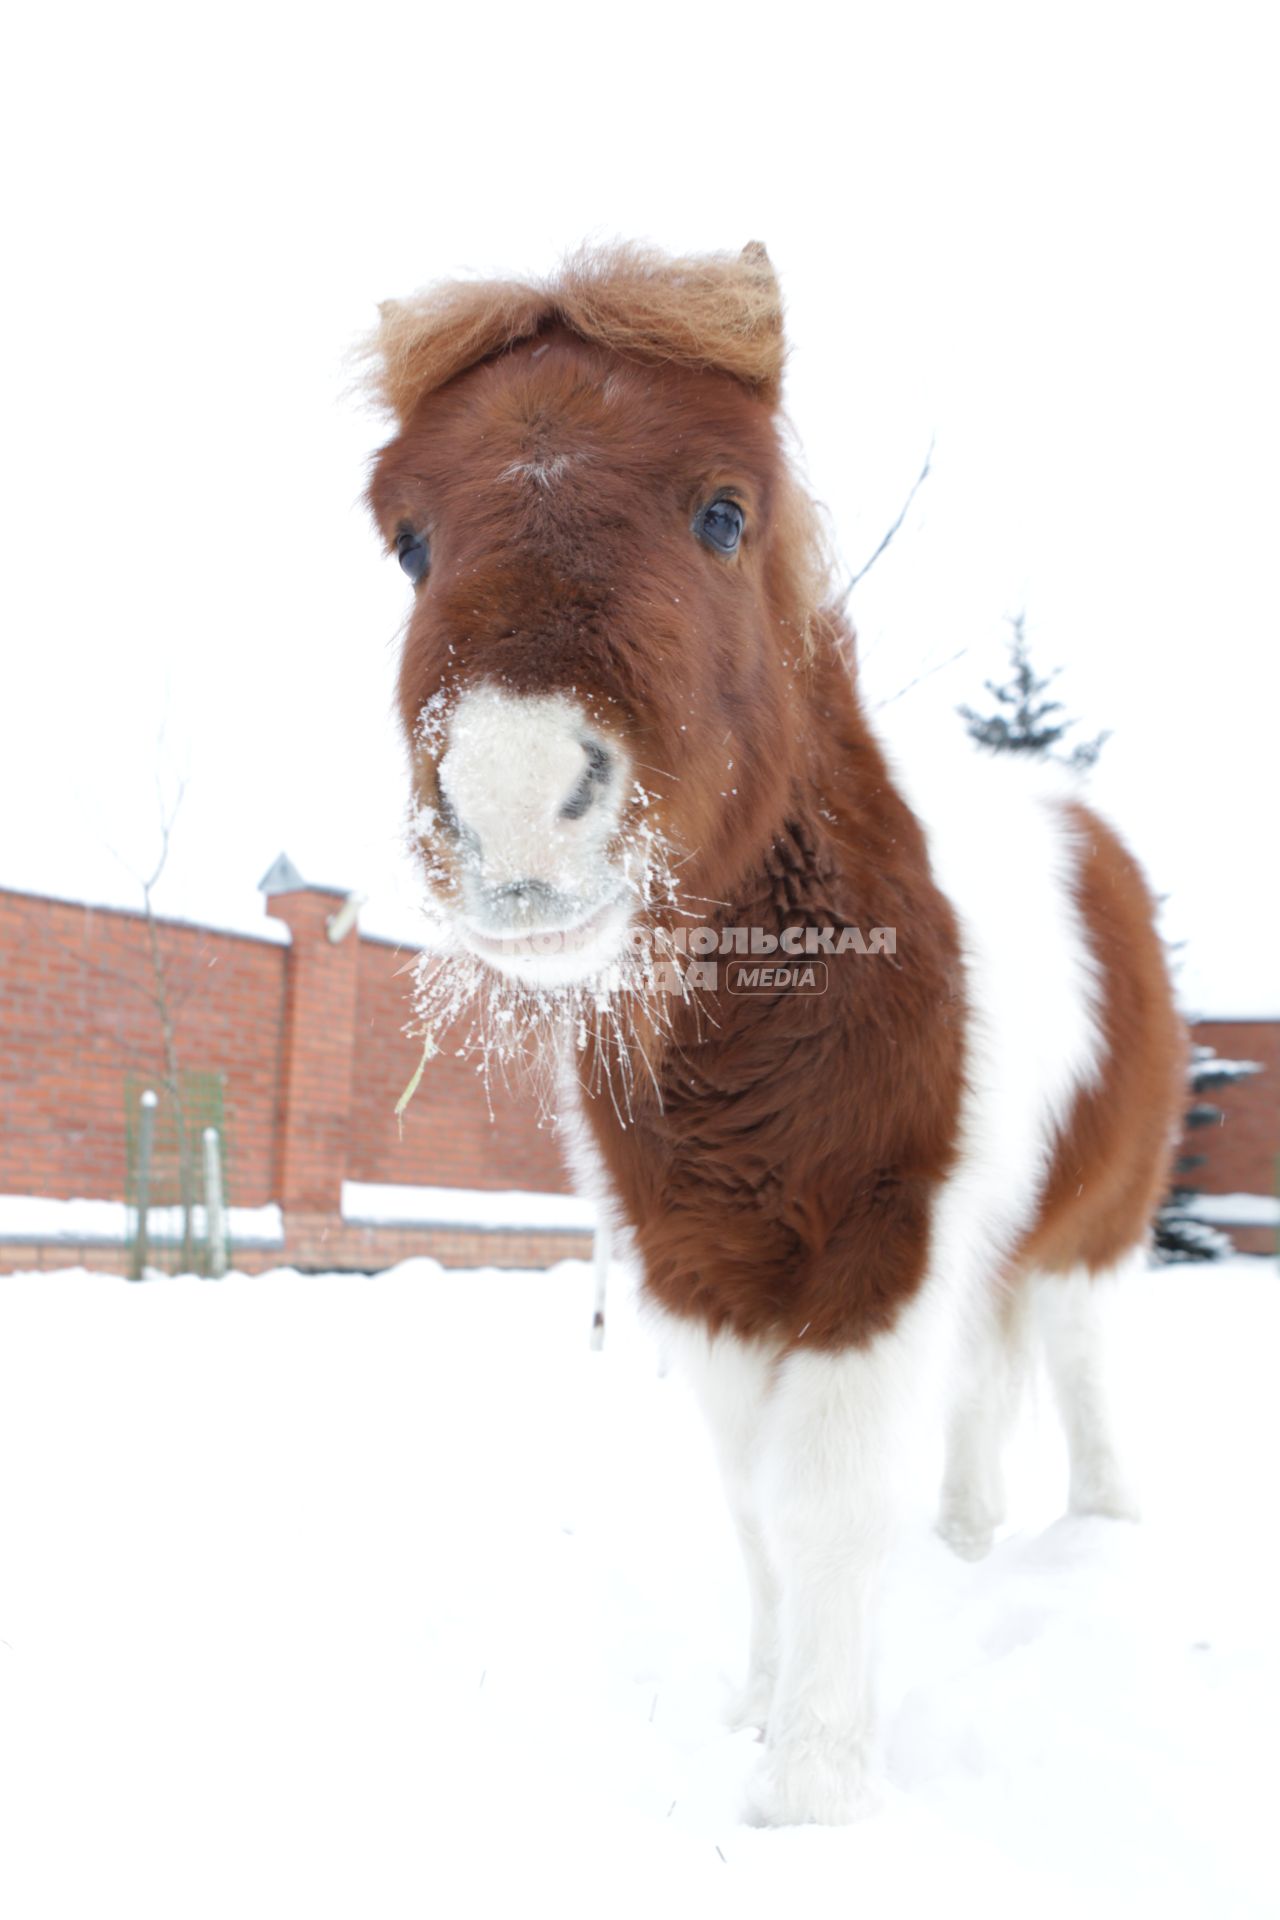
(560, 738), (613, 821)
(435, 789), (461, 839)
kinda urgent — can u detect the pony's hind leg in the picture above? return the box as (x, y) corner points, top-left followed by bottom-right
(1033, 1261), (1141, 1522)
(936, 1280), (1034, 1560)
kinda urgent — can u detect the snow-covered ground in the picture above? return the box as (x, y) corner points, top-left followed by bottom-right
(1, 1254), (1276, 1919)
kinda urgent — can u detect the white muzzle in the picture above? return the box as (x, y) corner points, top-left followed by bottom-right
(435, 684), (632, 985)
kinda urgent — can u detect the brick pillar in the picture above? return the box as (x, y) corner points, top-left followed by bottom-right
(265, 887), (360, 1232)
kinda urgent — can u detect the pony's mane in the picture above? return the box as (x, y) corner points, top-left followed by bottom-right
(366, 241), (787, 423)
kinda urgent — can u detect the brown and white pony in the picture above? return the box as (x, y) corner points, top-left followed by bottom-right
(363, 244), (1184, 1826)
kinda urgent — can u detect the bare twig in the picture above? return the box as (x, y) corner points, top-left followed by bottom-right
(845, 438), (935, 596)
(873, 646), (969, 713)
(137, 778), (197, 1269)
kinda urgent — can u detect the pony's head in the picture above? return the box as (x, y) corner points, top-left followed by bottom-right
(365, 244), (834, 994)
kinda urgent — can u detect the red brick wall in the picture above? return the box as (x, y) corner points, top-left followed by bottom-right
(0, 888), (287, 1206)
(1185, 1019), (1280, 1202)
(0, 886), (569, 1223)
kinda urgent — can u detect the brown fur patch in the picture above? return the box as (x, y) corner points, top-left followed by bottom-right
(1017, 802), (1187, 1273)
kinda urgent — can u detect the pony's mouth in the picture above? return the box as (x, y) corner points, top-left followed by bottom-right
(457, 896), (632, 986)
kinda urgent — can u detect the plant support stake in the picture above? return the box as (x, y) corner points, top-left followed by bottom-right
(132, 1089), (158, 1280)
(203, 1126), (228, 1278)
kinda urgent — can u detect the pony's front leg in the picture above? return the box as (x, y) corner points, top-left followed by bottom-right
(746, 1333), (913, 1827)
(674, 1325), (781, 1731)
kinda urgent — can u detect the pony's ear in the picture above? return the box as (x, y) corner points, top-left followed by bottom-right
(737, 239), (784, 368)
(740, 239), (778, 292)
(363, 278), (548, 423)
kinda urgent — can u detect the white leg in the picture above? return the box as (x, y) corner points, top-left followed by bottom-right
(1033, 1264), (1140, 1521)
(675, 1326), (781, 1731)
(937, 1282), (1032, 1559)
(723, 1502), (780, 1732)
(745, 1317), (931, 1828)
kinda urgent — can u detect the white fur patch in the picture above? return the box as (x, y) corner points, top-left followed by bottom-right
(871, 729), (1107, 1322)
(500, 453), (576, 489)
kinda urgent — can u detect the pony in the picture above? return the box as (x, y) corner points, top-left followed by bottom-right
(362, 243), (1185, 1826)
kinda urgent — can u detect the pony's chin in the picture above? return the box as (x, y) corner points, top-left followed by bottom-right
(457, 898), (632, 991)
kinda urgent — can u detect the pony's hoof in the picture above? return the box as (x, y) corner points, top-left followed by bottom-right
(743, 1742), (881, 1827)
(1069, 1464), (1141, 1523)
(935, 1513), (996, 1561)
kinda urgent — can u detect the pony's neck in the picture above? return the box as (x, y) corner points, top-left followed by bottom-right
(723, 620), (893, 927)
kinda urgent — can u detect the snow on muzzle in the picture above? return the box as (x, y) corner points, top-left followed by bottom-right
(435, 685), (632, 982)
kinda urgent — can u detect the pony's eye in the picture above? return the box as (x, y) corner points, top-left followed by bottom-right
(395, 526), (431, 584)
(696, 499), (745, 554)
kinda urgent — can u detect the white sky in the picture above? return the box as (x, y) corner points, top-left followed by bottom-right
(3, 1), (1276, 1014)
